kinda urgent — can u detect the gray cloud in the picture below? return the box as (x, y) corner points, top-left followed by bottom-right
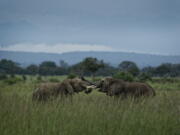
(0, 0), (180, 55)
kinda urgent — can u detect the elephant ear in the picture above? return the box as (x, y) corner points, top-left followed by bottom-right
(102, 78), (113, 92)
(106, 78), (115, 85)
(80, 76), (86, 81)
(106, 80), (125, 96)
(96, 79), (103, 89)
(65, 82), (74, 94)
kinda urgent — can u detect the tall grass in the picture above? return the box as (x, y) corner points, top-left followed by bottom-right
(0, 76), (180, 135)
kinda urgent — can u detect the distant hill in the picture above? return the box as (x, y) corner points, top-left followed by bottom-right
(0, 50), (180, 67)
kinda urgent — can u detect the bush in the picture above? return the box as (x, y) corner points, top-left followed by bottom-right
(22, 75), (27, 81)
(138, 73), (152, 82)
(0, 73), (7, 80)
(4, 77), (22, 85)
(49, 78), (60, 82)
(67, 73), (77, 79)
(92, 77), (101, 82)
(35, 75), (46, 83)
(113, 71), (134, 82)
(37, 75), (42, 81)
(10, 74), (15, 78)
(151, 77), (179, 83)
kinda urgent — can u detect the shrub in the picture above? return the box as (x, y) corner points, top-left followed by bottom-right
(49, 78), (60, 82)
(92, 77), (101, 82)
(0, 73), (7, 80)
(138, 73), (152, 82)
(37, 75), (42, 81)
(67, 73), (77, 79)
(151, 77), (179, 83)
(113, 71), (134, 82)
(4, 77), (22, 85)
(35, 75), (46, 83)
(22, 75), (27, 81)
(10, 74), (15, 78)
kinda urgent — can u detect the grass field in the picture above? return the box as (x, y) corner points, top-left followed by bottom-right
(0, 76), (180, 135)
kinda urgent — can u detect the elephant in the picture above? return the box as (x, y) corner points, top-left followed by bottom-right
(96, 77), (155, 98)
(32, 77), (95, 101)
(32, 82), (61, 101)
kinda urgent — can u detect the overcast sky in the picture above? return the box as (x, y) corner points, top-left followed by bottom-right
(0, 0), (180, 55)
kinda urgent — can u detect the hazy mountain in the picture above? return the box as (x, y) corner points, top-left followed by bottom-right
(0, 50), (180, 68)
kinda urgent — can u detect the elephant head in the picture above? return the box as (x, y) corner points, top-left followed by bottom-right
(69, 77), (96, 94)
(96, 77), (126, 96)
(96, 78), (111, 93)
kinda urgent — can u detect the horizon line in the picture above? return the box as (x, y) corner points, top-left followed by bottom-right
(0, 49), (180, 57)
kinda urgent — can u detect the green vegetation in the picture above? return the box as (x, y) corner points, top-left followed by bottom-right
(67, 73), (77, 79)
(0, 76), (180, 135)
(36, 75), (43, 82)
(113, 71), (134, 82)
(80, 57), (105, 77)
(48, 78), (60, 83)
(118, 61), (140, 76)
(0, 73), (7, 80)
(138, 72), (152, 82)
(3, 76), (22, 85)
(1, 58), (180, 77)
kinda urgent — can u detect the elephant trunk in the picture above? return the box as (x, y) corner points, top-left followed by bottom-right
(80, 76), (97, 86)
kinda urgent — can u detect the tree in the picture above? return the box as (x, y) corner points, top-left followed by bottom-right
(81, 57), (105, 78)
(26, 64), (39, 75)
(154, 63), (172, 77)
(70, 62), (87, 76)
(118, 61), (140, 76)
(39, 61), (57, 75)
(142, 64), (180, 77)
(141, 66), (155, 76)
(171, 64), (180, 77)
(59, 60), (68, 68)
(113, 71), (134, 82)
(96, 63), (117, 76)
(0, 59), (22, 74)
(138, 72), (152, 82)
(55, 67), (68, 75)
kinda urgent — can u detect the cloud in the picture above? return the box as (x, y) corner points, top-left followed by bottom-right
(0, 43), (115, 53)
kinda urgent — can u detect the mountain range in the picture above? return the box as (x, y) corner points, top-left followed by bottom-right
(0, 50), (180, 68)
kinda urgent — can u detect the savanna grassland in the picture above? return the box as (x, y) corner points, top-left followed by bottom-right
(0, 76), (180, 135)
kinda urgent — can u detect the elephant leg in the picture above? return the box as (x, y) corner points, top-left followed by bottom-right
(66, 84), (74, 95)
(69, 94), (73, 104)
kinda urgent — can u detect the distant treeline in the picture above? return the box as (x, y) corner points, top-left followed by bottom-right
(0, 58), (180, 77)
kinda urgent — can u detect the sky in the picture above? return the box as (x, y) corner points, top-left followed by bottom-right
(0, 0), (180, 55)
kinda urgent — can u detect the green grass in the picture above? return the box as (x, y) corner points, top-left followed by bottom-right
(0, 76), (180, 135)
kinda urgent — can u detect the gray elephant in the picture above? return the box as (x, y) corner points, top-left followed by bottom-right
(32, 77), (95, 101)
(96, 77), (155, 98)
